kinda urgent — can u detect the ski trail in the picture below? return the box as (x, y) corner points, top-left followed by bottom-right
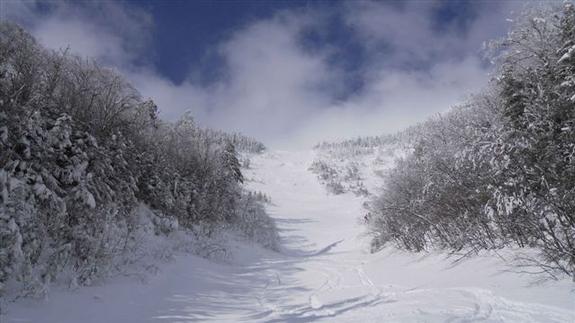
(3, 150), (573, 323)
(242, 150), (574, 323)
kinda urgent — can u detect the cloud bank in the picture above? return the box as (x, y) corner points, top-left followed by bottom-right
(1, 0), (519, 148)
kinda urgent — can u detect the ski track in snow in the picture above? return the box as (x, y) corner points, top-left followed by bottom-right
(3, 150), (574, 322)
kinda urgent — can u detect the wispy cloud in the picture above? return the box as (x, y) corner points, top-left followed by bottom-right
(1, 0), (520, 148)
(2, 0), (152, 66)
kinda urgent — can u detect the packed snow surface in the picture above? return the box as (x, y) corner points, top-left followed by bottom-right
(3, 150), (574, 322)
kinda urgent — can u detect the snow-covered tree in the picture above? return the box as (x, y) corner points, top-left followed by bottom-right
(0, 22), (278, 297)
(365, 3), (575, 280)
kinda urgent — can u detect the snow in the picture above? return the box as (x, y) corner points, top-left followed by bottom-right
(85, 190), (96, 209)
(0, 126), (7, 143)
(558, 45), (575, 63)
(2, 150), (574, 322)
(533, 17), (546, 24)
(0, 170), (8, 203)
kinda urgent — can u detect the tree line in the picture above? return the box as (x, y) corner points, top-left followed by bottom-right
(0, 22), (278, 296)
(365, 3), (575, 280)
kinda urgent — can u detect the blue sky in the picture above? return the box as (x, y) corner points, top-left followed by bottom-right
(2, 0), (521, 148)
(127, 0), (311, 85)
(130, 0), (482, 87)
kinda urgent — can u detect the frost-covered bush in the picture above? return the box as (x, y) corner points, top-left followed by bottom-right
(366, 103), (500, 252)
(312, 134), (407, 197)
(232, 193), (279, 250)
(366, 3), (575, 280)
(0, 22), (278, 297)
(325, 180), (345, 195)
(309, 160), (368, 196)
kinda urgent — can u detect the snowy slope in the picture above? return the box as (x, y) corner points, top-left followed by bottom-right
(2, 150), (574, 322)
(309, 140), (409, 197)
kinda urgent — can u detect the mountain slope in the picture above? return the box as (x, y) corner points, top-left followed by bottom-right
(3, 150), (573, 322)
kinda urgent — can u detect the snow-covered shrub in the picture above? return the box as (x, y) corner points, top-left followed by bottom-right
(326, 180), (345, 195)
(308, 160), (338, 182)
(309, 160), (361, 195)
(366, 3), (575, 280)
(247, 191), (272, 204)
(0, 22), (278, 297)
(311, 134), (407, 197)
(232, 193), (279, 250)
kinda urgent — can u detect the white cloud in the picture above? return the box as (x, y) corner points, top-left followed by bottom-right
(290, 56), (489, 147)
(205, 13), (335, 137)
(34, 18), (127, 64)
(1, 0), (517, 149)
(344, 0), (517, 67)
(2, 0), (152, 66)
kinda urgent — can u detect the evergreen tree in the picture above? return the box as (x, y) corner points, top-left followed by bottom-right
(221, 141), (244, 184)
